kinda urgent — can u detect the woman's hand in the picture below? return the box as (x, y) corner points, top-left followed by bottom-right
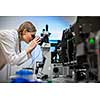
(26, 36), (41, 55)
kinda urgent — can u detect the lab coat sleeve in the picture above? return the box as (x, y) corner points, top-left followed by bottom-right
(31, 45), (43, 63)
(0, 32), (29, 66)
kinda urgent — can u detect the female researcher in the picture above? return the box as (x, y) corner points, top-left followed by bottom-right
(0, 21), (41, 70)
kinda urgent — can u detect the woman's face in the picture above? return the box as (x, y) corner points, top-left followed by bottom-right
(22, 31), (36, 43)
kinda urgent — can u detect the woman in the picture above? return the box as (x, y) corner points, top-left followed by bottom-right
(0, 21), (41, 70)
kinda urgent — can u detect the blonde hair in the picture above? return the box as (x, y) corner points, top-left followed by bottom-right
(17, 21), (37, 34)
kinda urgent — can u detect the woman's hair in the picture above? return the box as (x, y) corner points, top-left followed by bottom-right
(17, 21), (37, 33)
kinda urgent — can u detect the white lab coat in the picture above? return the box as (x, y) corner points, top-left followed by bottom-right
(0, 29), (29, 70)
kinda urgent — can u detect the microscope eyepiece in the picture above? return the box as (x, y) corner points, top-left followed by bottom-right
(31, 34), (35, 39)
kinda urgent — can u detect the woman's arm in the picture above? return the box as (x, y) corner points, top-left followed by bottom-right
(0, 31), (40, 66)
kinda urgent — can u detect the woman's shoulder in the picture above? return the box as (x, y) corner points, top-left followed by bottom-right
(0, 29), (17, 34)
(0, 29), (18, 40)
